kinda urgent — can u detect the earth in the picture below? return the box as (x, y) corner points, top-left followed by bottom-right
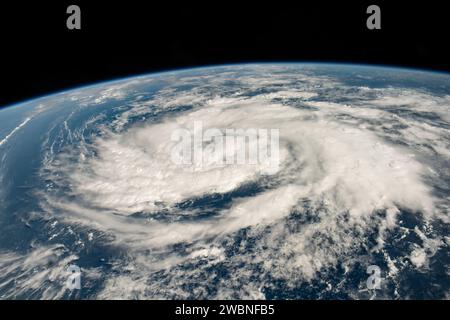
(0, 63), (449, 299)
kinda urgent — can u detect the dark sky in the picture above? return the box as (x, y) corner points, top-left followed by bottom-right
(0, 1), (449, 107)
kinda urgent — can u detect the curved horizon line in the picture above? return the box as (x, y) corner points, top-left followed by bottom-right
(2, 61), (450, 111)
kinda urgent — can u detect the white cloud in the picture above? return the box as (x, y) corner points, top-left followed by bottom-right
(22, 66), (449, 298)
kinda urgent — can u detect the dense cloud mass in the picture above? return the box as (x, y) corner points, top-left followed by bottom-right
(0, 64), (449, 299)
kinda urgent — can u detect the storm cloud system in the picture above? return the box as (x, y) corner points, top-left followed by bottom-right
(0, 64), (448, 299)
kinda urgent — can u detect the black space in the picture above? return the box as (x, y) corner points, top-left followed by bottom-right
(0, 1), (449, 107)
